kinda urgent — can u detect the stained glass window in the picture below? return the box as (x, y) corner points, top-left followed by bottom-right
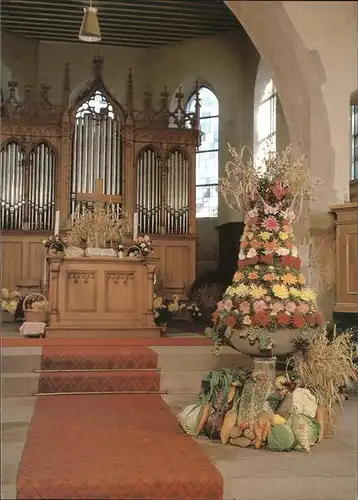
(76, 90), (114, 119)
(351, 104), (358, 179)
(186, 87), (219, 218)
(255, 79), (277, 165)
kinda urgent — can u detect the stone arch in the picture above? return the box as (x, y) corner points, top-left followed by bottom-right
(224, 1), (334, 206)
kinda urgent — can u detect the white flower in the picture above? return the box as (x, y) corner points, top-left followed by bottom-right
(275, 247), (290, 256)
(198, 312), (202, 317)
(264, 204), (279, 215)
(238, 251), (246, 260)
(247, 208), (258, 218)
(291, 246), (298, 257)
(247, 248), (257, 258)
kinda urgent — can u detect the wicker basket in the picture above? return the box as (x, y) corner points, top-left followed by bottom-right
(23, 293), (48, 323)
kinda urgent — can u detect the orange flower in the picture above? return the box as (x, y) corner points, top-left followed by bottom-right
(248, 272), (258, 280)
(233, 272), (244, 282)
(298, 274), (306, 285)
(211, 310), (220, 325)
(292, 314), (306, 329)
(281, 273), (297, 285)
(285, 240), (294, 249)
(277, 312), (290, 325)
(253, 312), (270, 327)
(263, 273), (276, 281)
(241, 240), (248, 248)
(251, 240), (262, 249)
(264, 240), (277, 252)
(260, 254), (274, 265)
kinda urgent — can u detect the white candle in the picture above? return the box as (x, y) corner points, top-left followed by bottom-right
(54, 210), (60, 236)
(133, 212), (138, 241)
(43, 257), (47, 286)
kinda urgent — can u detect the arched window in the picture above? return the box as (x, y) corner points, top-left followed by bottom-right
(254, 78), (277, 165)
(186, 87), (219, 218)
(70, 89), (122, 214)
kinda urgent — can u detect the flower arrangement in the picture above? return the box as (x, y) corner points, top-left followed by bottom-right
(206, 145), (323, 352)
(127, 235), (153, 258)
(67, 206), (127, 248)
(42, 235), (67, 254)
(1, 288), (21, 313)
(186, 302), (202, 321)
(153, 294), (186, 327)
(31, 299), (48, 311)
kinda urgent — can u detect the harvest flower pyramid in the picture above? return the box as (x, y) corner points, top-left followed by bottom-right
(208, 145), (323, 351)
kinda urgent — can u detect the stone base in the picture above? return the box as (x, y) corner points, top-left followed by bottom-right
(228, 328), (316, 357)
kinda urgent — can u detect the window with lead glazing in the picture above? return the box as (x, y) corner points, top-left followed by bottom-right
(255, 79), (277, 165)
(351, 103), (358, 180)
(70, 90), (122, 214)
(186, 87), (219, 218)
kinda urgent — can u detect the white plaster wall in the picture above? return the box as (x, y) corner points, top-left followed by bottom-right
(283, 0), (358, 205)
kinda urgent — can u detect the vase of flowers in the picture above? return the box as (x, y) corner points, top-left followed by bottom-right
(1, 288), (21, 321)
(42, 235), (67, 255)
(206, 145), (323, 357)
(153, 294), (185, 330)
(127, 235), (153, 258)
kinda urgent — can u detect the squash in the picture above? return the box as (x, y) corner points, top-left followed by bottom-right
(253, 421), (263, 449)
(230, 436), (251, 448)
(243, 428), (255, 441)
(228, 426), (242, 439)
(276, 392), (293, 419)
(272, 414), (286, 426)
(261, 420), (271, 443)
(220, 409), (238, 444)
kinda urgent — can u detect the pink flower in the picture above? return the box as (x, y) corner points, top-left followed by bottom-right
(222, 299), (233, 311)
(239, 301), (251, 314)
(217, 301), (225, 311)
(296, 302), (309, 314)
(262, 216), (279, 232)
(273, 180), (287, 201)
(253, 300), (267, 312)
(285, 301), (297, 313)
(271, 301), (284, 313)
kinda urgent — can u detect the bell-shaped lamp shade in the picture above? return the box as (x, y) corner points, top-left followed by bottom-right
(78, 7), (101, 42)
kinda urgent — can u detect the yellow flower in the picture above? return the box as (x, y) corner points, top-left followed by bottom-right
(289, 287), (301, 297)
(298, 274), (306, 284)
(168, 302), (179, 312)
(249, 285), (267, 299)
(279, 232), (289, 241)
(153, 296), (163, 309)
(259, 231), (271, 241)
(234, 284), (249, 297)
(281, 273), (297, 285)
(300, 288), (317, 302)
(246, 232), (254, 240)
(272, 284), (289, 299)
(172, 294), (179, 302)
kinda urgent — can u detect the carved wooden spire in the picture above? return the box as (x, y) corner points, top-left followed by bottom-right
(92, 55), (104, 80)
(126, 68), (134, 122)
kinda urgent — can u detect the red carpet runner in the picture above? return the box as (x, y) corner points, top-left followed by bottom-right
(17, 346), (223, 499)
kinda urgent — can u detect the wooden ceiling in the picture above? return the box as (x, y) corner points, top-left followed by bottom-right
(1, 0), (240, 49)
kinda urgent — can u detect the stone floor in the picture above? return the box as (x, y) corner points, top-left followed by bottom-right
(2, 393), (357, 500)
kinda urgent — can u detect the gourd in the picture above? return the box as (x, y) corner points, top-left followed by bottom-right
(230, 436), (251, 448)
(276, 392), (293, 419)
(220, 409), (237, 444)
(228, 426), (242, 439)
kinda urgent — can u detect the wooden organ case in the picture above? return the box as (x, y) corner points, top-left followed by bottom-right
(0, 57), (199, 297)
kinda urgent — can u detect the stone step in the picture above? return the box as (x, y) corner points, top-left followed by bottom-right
(152, 345), (253, 371)
(37, 370), (160, 394)
(2, 373), (40, 397)
(1, 347), (42, 374)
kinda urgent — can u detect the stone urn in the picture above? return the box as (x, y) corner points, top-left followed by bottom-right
(226, 327), (317, 357)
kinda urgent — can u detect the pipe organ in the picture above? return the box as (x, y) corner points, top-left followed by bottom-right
(0, 56), (199, 297)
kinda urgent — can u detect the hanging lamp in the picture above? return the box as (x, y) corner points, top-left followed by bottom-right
(78, 0), (101, 43)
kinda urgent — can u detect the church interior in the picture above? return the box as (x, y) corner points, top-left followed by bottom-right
(1, 1), (358, 499)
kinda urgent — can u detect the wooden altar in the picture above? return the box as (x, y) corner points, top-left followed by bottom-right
(1, 56), (199, 298)
(46, 255), (160, 337)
